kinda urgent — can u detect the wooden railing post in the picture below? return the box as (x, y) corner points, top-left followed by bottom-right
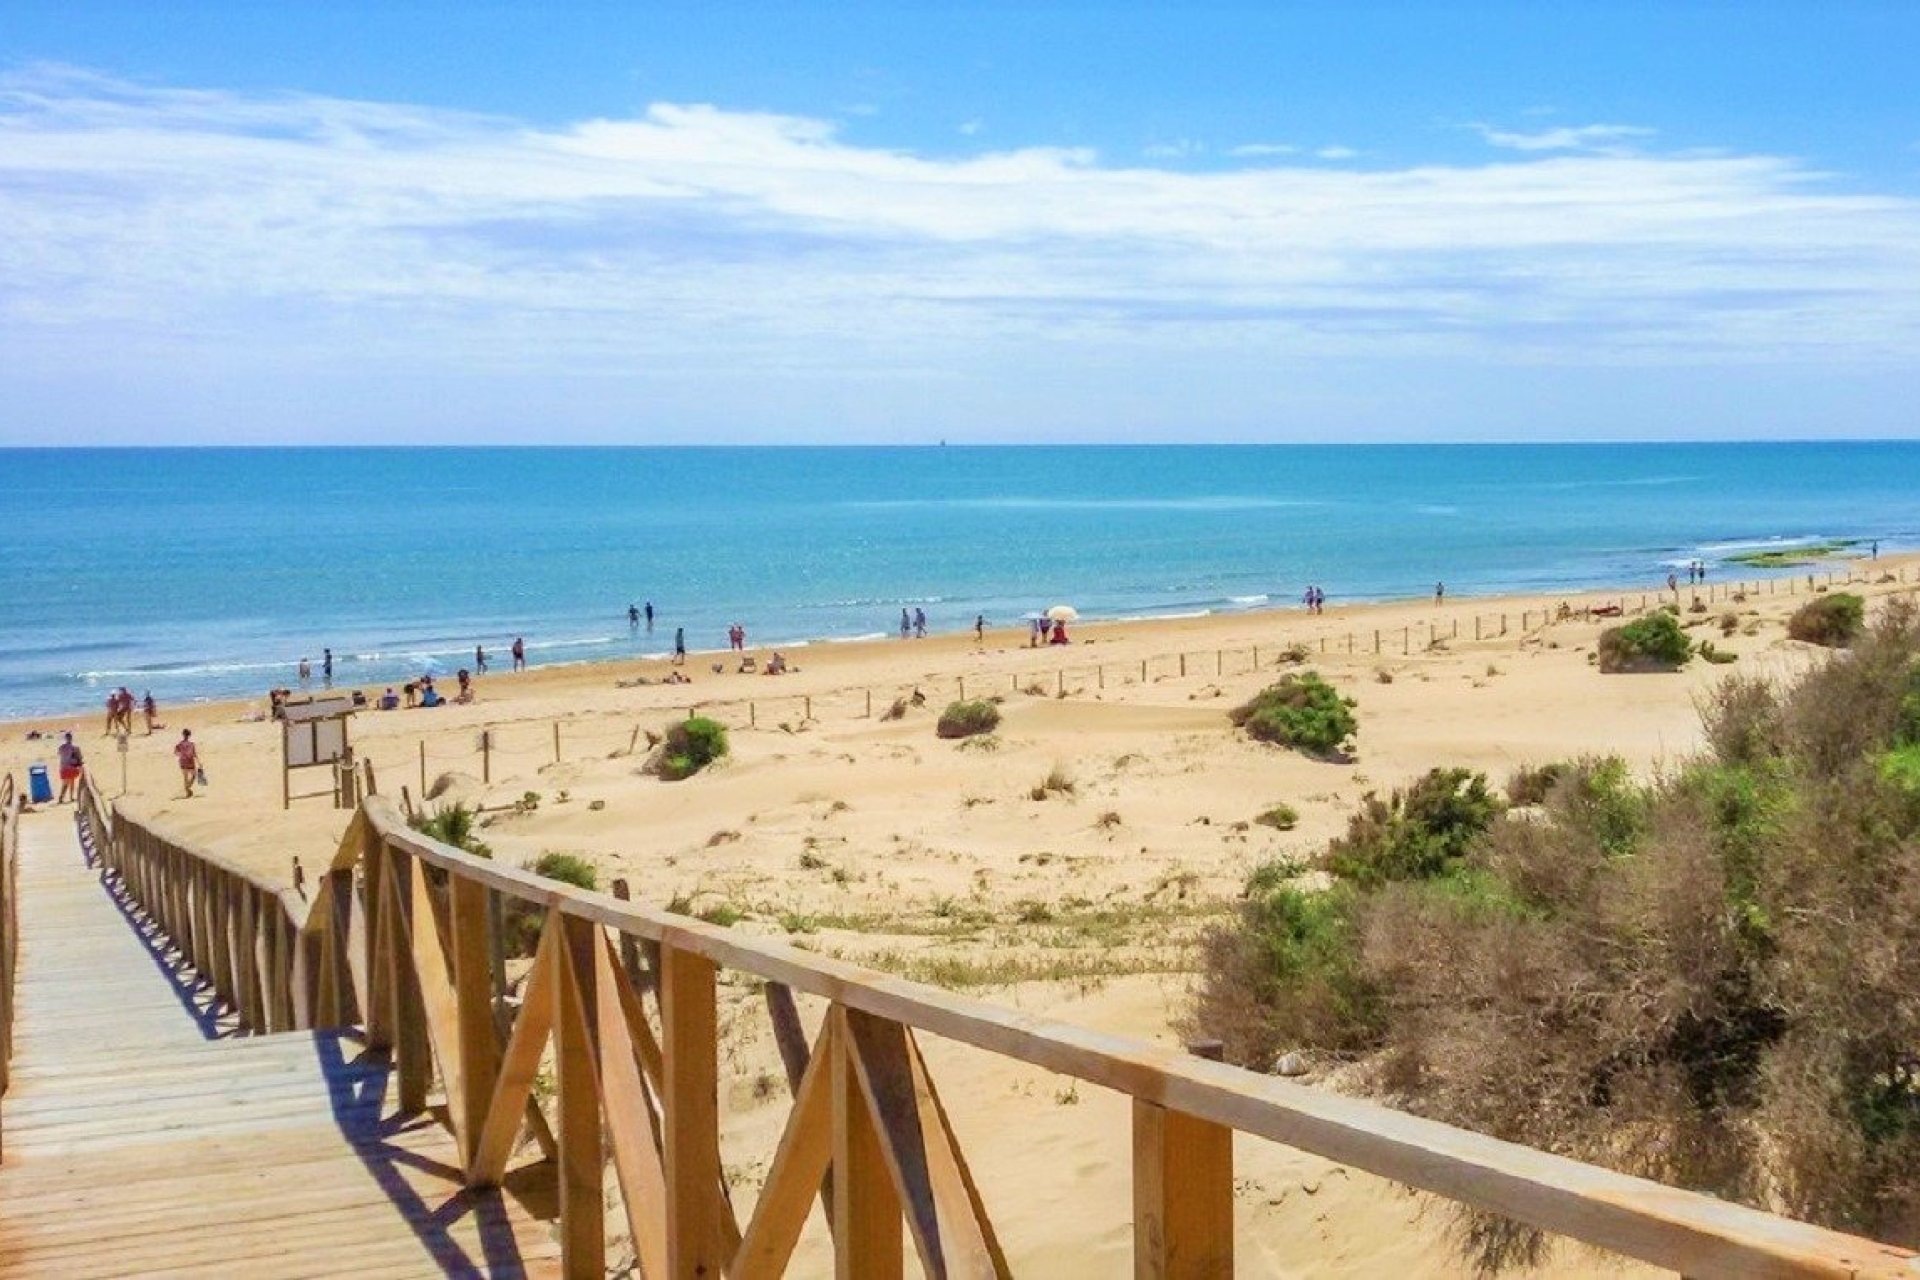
(449, 874), (497, 1169)
(832, 1007), (903, 1278)
(663, 942), (729, 1278)
(383, 846), (431, 1113)
(1133, 1041), (1233, 1279)
(555, 913), (606, 1276)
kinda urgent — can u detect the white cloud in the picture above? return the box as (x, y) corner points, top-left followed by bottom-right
(957, 118), (982, 136)
(1, 66), (1918, 441)
(1314, 145), (1359, 160)
(1142, 138), (1202, 160)
(1475, 122), (1655, 153)
(1229, 142), (1297, 157)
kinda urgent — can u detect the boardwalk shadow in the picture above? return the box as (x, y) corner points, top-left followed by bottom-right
(82, 817), (237, 1040)
(313, 1031), (548, 1277)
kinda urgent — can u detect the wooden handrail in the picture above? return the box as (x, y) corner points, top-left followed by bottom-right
(87, 789), (1920, 1277)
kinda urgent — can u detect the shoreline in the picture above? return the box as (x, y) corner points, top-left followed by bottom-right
(12, 552), (1905, 740)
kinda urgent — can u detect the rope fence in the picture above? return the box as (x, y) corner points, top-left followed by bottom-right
(358, 565), (1905, 800)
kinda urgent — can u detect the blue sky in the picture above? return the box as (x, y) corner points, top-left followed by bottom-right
(3, 2), (1919, 443)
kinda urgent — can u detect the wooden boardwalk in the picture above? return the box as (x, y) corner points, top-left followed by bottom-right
(0, 811), (561, 1278)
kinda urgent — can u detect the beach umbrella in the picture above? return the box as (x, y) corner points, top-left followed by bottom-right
(1046, 605), (1079, 622)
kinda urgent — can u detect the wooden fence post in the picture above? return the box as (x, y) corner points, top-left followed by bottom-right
(481, 730), (491, 784)
(418, 740), (426, 798)
(552, 721), (561, 765)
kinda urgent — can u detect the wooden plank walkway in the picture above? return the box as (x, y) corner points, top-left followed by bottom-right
(0, 811), (562, 1278)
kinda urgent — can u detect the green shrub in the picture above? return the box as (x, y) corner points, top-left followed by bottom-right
(1597, 611), (1692, 672)
(1253, 803), (1299, 831)
(1229, 672), (1357, 757)
(936, 699), (1001, 739)
(659, 716), (729, 780)
(1322, 768), (1501, 887)
(527, 850), (598, 892)
(1189, 868), (1379, 1065)
(1787, 593), (1865, 647)
(410, 803), (492, 858)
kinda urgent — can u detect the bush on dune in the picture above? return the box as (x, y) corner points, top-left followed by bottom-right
(937, 699), (1001, 739)
(1788, 592), (1866, 647)
(1229, 672), (1357, 757)
(659, 716), (728, 780)
(1189, 598), (1920, 1270)
(1597, 610), (1693, 672)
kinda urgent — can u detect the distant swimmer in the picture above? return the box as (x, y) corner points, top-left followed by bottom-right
(628, 603), (640, 628)
(511, 637), (526, 671)
(645, 601), (654, 630)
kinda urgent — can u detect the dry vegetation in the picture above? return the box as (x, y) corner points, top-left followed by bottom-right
(1191, 599), (1920, 1269)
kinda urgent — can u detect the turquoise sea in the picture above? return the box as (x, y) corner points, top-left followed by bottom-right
(0, 443), (1913, 720)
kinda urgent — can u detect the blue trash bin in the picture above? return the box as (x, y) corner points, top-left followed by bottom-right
(27, 763), (52, 803)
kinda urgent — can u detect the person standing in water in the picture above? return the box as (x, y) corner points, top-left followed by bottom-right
(628, 603), (640, 629)
(511, 637), (526, 671)
(644, 601), (654, 630)
(322, 648), (334, 685)
(673, 627), (687, 664)
(475, 644), (488, 673)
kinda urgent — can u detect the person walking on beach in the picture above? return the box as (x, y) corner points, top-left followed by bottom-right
(914, 607), (927, 639)
(475, 644), (487, 673)
(56, 732), (83, 803)
(673, 627), (687, 665)
(511, 637), (526, 671)
(322, 648), (334, 685)
(142, 692), (158, 734)
(974, 613), (985, 642)
(174, 729), (200, 798)
(1434, 582), (1445, 605)
(900, 609), (911, 640)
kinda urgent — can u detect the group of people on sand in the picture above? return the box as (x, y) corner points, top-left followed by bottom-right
(899, 608), (928, 639)
(49, 724), (202, 803)
(103, 686), (159, 736)
(1667, 562), (1710, 593)
(1029, 617), (1070, 646)
(1302, 585), (1328, 614)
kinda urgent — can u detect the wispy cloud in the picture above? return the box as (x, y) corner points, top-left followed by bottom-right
(1, 65), (1918, 441)
(1315, 145), (1360, 160)
(1229, 142), (1298, 157)
(1474, 122), (1655, 153)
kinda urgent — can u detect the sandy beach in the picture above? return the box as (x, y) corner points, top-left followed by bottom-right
(9, 557), (1909, 1275)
